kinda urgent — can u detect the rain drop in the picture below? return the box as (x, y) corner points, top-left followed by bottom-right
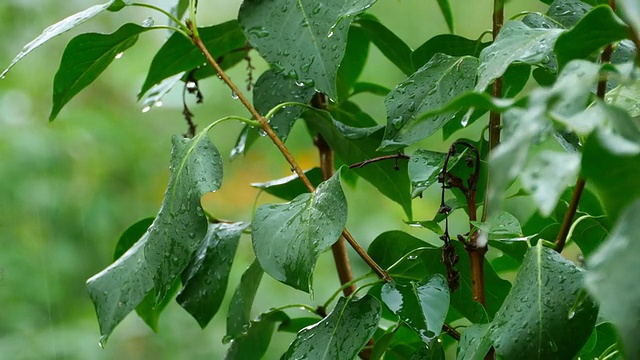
(248, 26), (270, 38)
(114, 52), (124, 60)
(142, 17), (154, 27)
(154, 100), (163, 108)
(231, 91), (239, 100)
(142, 106), (151, 113)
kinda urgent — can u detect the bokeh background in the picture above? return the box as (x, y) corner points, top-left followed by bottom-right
(0, 0), (546, 359)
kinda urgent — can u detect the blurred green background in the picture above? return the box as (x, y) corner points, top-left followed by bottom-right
(0, 1), (546, 359)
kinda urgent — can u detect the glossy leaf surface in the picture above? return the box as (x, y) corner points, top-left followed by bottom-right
(457, 323), (491, 360)
(407, 149), (447, 198)
(251, 170), (347, 292)
(225, 311), (289, 360)
(225, 260), (264, 342)
(283, 295), (381, 359)
(251, 168), (323, 201)
(239, 0), (376, 99)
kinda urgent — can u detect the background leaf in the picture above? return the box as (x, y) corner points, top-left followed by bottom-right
(251, 170), (347, 292)
(225, 260), (264, 342)
(225, 311), (290, 360)
(457, 323), (492, 360)
(337, 26), (370, 100)
(283, 295), (381, 360)
(411, 34), (489, 71)
(435, 0), (454, 34)
(356, 17), (413, 76)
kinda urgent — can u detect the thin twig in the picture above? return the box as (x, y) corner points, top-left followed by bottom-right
(348, 153), (410, 169)
(442, 323), (461, 341)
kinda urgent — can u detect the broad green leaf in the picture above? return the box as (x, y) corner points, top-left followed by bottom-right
(253, 69), (316, 141)
(251, 168), (323, 201)
(585, 200), (640, 359)
(578, 322), (621, 360)
(620, 0), (640, 39)
(582, 131), (640, 222)
(225, 260), (264, 342)
(283, 295), (381, 359)
(329, 100), (379, 127)
(238, 0), (376, 99)
(436, 0), (454, 33)
(1, 0), (122, 78)
(367, 231), (510, 323)
(411, 34), (489, 71)
(546, 0), (592, 28)
(521, 151), (581, 217)
(50, 23), (149, 120)
(475, 21), (564, 91)
(177, 222), (248, 328)
(569, 216), (609, 259)
(225, 310), (290, 360)
(407, 149), (447, 198)
(356, 18), (413, 76)
(86, 133), (223, 341)
(352, 82), (391, 97)
(306, 112), (412, 218)
(251, 170), (347, 292)
(381, 54), (479, 151)
(381, 275), (450, 344)
(337, 26), (370, 100)
(606, 79), (640, 117)
(555, 6), (630, 70)
(457, 323), (492, 360)
(139, 21), (247, 97)
(489, 242), (598, 360)
(471, 211), (523, 239)
(113, 218), (154, 262)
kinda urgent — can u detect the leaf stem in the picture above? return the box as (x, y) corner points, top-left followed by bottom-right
(130, 3), (190, 35)
(323, 273), (377, 309)
(272, 303), (319, 314)
(188, 0), (199, 39)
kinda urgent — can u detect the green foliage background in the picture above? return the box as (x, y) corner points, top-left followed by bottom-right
(0, 0), (549, 358)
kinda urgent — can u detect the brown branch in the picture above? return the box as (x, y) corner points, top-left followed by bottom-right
(348, 153), (410, 169)
(442, 323), (461, 341)
(188, 21), (391, 282)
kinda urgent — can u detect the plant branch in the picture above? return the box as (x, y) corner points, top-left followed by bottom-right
(442, 323), (461, 341)
(348, 153), (410, 169)
(188, 21), (391, 283)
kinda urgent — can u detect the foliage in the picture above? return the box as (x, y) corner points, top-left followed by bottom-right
(4, 0), (639, 359)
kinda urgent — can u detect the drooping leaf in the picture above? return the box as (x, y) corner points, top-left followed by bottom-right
(554, 6), (630, 70)
(489, 242), (598, 360)
(238, 0), (376, 99)
(381, 54), (479, 151)
(253, 69), (316, 141)
(585, 200), (640, 359)
(521, 151), (581, 217)
(381, 274), (450, 345)
(436, 0), (454, 34)
(86, 133), (223, 341)
(225, 310), (290, 360)
(337, 26), (370, 100)
(251, 170), (347, 292)
(457, 323), (492, 360)
(1, 0), (123, 78)
(356, 17), (413, 76)
(139, 20), (247, 97)
(225, 260), (264, 342)
(283, 295), (381, 359)
(411, 34), (489, 71)
(475, 21), (564, 92)
(407, 149), (447, 198)
(50, 23), (149, 120)
(306, 111), (412, 219)
(177, 222), (248, 328)
(251, 168), (323, 201)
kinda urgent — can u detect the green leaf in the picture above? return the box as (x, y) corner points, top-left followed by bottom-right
(253, 69), (316, 141)
(407, 149), (447, 198)
(283, 295), (381, 359)
(579, 322), (621, 360)
(277, 317), (320, 333)
(356, 18), (413, 76)
(113, 218), (155, 261)
(457, 323), (492, 360)
(521, 151), (581, 217)
(251, 168), (323, 201)
(238, 0), (376, 99)
(1, 0), (121, 78)
(381, 275), (450, 344)
(606, 78), (640, 117)
(306, 112), (412, 219)
(86, 133), (223, 341)
(50, 23), (149, 120)
(475, 21), (564, 92)
(225, 260), (264, 342)
(381, 54), (479, 151)
(352, 82), (391, 97)
(582, 131), (640, 222)
(329, 100), (379, 127)
(230, 124), (261, 159)
(411, 34), (489, 71)
(471, 211), (523, 238)
(225, 310), (290, 360)
(555, 6), (630, 70)
(547, 0), (592, 28)
(139, 20), (247, 97)
(251, 170), (347, 292)
(436, 0), (454, 33)
(489, 242), (598, 360)
(337, 26), (370, 100)
(585, 200), (640, 359)
(177, 222), (248, 328)
(569, 216), (609, 258)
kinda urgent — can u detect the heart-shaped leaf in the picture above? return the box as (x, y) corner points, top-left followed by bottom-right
(251, 170), (347, 292)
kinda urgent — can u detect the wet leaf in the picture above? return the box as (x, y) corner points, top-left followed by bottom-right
(251, 168), (323, 201)
(239, 0), (376, 99)
(337, 26), (370, 100)
(407, 149), (447, 198)
(457, 323), (492, 360)
(251, 170), (347, 292)
(381, 275), (450, 344)
(86, 132), (223, 340)
(50, 23), (149, 120)
(225, 260), (264, 342)
(225, 310), (290, 360)
(471, 211), (523, 239)
(475, 21), (564, 92)
(547, 0), (592, 28)
(1, 0), (122, 78)
(381, 54), (479, 151)
(411, 34), (489, 71)
(177, 222), (248, 328)
(139, 20), (247, 97)
(489, 242), (598, 360)
(569, 216), (609, 258)
(585, 200), (640, 360)
(283, 295), (381, 359)
(356, 17), (413, 76)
